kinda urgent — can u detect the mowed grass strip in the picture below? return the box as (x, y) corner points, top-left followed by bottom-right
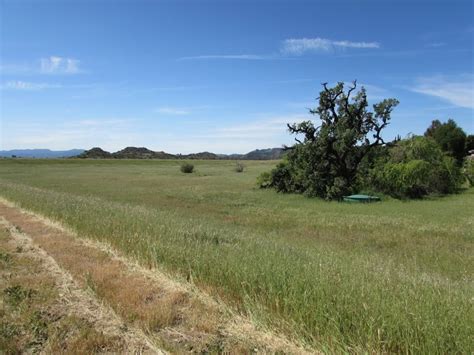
(0, 224), (133, 353)
(0, 159), (473, 353)
(0, 202), (310, 354)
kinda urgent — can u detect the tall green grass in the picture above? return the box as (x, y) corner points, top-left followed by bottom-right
(0, 159), (472, 353)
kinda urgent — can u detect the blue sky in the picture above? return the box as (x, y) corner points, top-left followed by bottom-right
(1, 0), (473, 153)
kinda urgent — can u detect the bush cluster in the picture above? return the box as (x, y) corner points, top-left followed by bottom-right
(463, 159), (474, 186)
(234, 162), (245, 173)
(259, 134), (467, 200)
(369, 136), (462, 198)
(257, 82), (469, 200)
(180, 163), (194, 173)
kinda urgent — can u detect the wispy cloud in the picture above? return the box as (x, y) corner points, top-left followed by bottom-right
(3, 118), (137, 150)
(179, 37), (379, 61)
(426, 42), (446, 48)
(410, 74), (474, 109)
(178, 54), (267, 61)
(207, 115), (307, 140)
(73, 119), (133, 127)
(155, 106), (191, 115)
(40, 56), (81, 74)
(281, 38), (380, 55)
(1, 56), (82, 75)
(1, 80), (62, 90)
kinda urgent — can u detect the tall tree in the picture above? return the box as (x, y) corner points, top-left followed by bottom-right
(268, 81), (399, 199)
(424, 119), (466, 164)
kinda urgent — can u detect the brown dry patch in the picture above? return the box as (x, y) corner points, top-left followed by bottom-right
(0, 221), (156, 354)
(0, 198), (313, 354)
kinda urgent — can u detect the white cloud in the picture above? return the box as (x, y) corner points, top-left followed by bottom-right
(426, 42), (446, 48)
(155, 107), (191, 115)
(2, 118), (138, 151)
(178, 54), (266, 60)
(410, 75), (474, 109)
(281, 38), (380, 55)
(1, 80), (62, 90)
(40, 56), (80, 74)
(74, 119), (132, 126)
(206, 115), (307, 140)
(2, 113), (308, 154)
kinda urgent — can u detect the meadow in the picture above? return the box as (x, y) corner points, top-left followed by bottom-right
(0, 159), (472, 353)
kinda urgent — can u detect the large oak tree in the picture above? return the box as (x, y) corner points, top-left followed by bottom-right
(269, 81), (399, 199)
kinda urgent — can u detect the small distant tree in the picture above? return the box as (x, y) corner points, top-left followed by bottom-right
(180, 163), (194, 173)
(263, 81), (399, 199)
(424, 119), (466, 164)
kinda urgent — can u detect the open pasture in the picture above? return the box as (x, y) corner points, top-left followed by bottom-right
(0, 159), (472, 353)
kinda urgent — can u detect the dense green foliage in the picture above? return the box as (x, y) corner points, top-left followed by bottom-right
(0, 159), (472, 353)
(466, 134), (474, 153)
(424, 119), (467, 164)
(265, 82), (399, 200)
(463, 159), (474, 186)
(370, 136), (463, 198)
(180, 162), (194, 173)
(261, 83), (470, 200)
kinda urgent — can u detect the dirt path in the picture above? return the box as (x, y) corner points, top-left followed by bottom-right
(0, 198), (311, 354)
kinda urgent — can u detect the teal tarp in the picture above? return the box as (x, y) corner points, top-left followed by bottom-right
(343, 194), (381, 203)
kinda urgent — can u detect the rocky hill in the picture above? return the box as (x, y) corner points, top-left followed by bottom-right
(76, 147), (285, 160)
(112, 147), (175, 159)
(77, 147), (112, 159)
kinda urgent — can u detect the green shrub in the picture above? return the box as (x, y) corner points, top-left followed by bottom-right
(269, 161), (295, 193)
(234, 162), (244, 173)
(370, 136), (462, 198)
(256, 171), (272, 188)
(462, 158), (474, 186)
(180, 163), (194, 173)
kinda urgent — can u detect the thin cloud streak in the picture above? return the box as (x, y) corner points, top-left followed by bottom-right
(178, 54), (268, 60)
(1, 81), (62, 90)
(155, 107), (190, 115)
(282, 38), (380, 55)
(410, 75), (474, 109)
(179, 37), (380, 61)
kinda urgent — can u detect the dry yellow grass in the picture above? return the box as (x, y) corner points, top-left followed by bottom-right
(0, 198), (312, 353)
(0, 218), (156, 353)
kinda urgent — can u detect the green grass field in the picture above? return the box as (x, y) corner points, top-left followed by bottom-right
(0, 159), (472, 353)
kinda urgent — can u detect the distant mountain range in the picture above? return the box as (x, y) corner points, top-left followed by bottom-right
(0, 149), (85, 158)
(1, 147), (285, 160)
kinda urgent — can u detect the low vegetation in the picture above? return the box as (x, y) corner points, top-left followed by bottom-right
(370, 136), (462, 198)
(234, 162), (245, 173)
(180, 162), (194, 173)
(0, 159), (472, 353)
